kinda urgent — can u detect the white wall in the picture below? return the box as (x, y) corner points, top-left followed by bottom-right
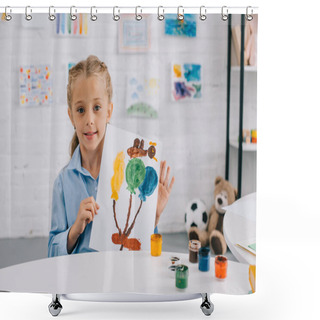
(0, 13), (256, 238)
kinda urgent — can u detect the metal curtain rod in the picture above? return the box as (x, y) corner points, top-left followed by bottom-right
(0, 6), (259, 15)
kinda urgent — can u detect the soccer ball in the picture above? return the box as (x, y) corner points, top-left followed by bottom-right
(184, 199), (208, 232)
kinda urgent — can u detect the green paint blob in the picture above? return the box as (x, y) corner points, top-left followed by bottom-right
(127, 102), (158, 118)
(126, 158), (146, 194)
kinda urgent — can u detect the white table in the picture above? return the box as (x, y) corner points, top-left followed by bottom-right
(224, 193), (256, 265)
(0, 251), (251, 296)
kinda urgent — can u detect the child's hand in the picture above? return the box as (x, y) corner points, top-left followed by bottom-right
(68, 196), (99, 253)
(155, 161), (175, 227)
(74, 196), (100, 235)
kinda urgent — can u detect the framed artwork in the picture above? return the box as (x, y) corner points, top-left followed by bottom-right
(19, 65), (53, 107)
(165, 14), (197, 37)
(126, 75), (159, 118)
(55, 13), (88, 36)
(171, 63), (202, 101)
(119, 15), (150, 53)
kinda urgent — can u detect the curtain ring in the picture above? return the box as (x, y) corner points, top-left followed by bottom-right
(199, 6), (207, 21)
(70, 6), (77, 21)
(25, 6), (32, 21)
(246, 6), (253, 21)
(177, 6), (184, 21)
(90, 6), (98, 21)
(5, 6), (12, 21)
(113, 6), (120, 21)
(135, 6), (142, 21)
(157, 6), (165, 21)
(221, 6), (228, 21)
(48, 6), (56, 21)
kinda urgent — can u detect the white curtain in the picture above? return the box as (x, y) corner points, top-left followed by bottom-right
(0, 13), (243, 239)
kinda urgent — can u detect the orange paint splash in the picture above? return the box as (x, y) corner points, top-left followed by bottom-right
(112, 233), (141, 251)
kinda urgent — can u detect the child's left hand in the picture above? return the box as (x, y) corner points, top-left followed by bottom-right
(155, 160), (175, 227)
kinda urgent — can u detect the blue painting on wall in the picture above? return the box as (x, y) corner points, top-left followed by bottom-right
(165, 14), (197, 37)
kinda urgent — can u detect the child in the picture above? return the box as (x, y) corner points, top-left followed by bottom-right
(48, 55), (174, 257)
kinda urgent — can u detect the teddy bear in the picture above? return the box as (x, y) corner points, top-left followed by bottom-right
(188, 176), (237, 255)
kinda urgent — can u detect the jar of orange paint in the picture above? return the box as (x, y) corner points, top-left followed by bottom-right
(215, 255), (228, 279)
(151, 234), (162, 256)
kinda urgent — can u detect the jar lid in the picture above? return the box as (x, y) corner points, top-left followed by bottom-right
(151, 234), (162, 241)
(189, 239), (201, 250)
(170, 256), (180, 263)
(199, 247), (210, 256)
(176, 264), (188, 273)
(215, 255), (228, 264)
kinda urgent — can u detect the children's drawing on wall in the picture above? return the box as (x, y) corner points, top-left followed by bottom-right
(172, 63), (202, 101)
(165, 14), (197, 37)
(119, 15), (150, 53)
(126, 75), (159, 118)
(55, 13), (88, 36)
(19, 65), (53, 106)
(90, 125), (160, 252)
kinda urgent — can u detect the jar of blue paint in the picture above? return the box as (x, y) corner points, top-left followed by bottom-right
(198, 247), (210, 272)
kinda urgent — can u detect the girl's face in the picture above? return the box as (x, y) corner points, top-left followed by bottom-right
(68, 74), (113, 155)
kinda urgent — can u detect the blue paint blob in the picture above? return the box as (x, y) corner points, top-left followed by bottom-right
(61, 13), (65, 34)
(56, 14), (60, 34)
(138, 166), (158, 202)
(174, 82), (192, 98)
(130, 78), (138, 85)
(131, 92), (139, 100)
(184, 64), (201, 82)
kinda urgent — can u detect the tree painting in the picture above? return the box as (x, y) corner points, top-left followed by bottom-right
(110, 138), (158, 251)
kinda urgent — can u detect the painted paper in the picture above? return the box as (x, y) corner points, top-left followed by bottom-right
(90, 125), (161, 252)
(19, 65), (53, 106)
(172, 63), (202, 101)
(126, 76), (159, 118)
(165, 14), (197, 37)
(119, 16), (150, 53)
(55, 13), (88, 36)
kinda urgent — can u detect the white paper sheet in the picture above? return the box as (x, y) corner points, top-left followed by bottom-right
(90, 124), (161, 252)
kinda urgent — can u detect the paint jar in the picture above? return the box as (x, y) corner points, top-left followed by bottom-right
(198, 247), (210, 272)
(175, 265), (189, 289)
(189, 240), (201, 263)
(251, 129), (257, 143)
(215, 255), (228, 279)
(150, 234), (162, 256)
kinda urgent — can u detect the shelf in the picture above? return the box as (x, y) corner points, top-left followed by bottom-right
(229, 139), (257, 152)
(231, 66), (257, 72)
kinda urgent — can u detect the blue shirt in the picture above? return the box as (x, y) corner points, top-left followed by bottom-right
(48, 145), (158, 257)
(48, 145), (99, 257)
